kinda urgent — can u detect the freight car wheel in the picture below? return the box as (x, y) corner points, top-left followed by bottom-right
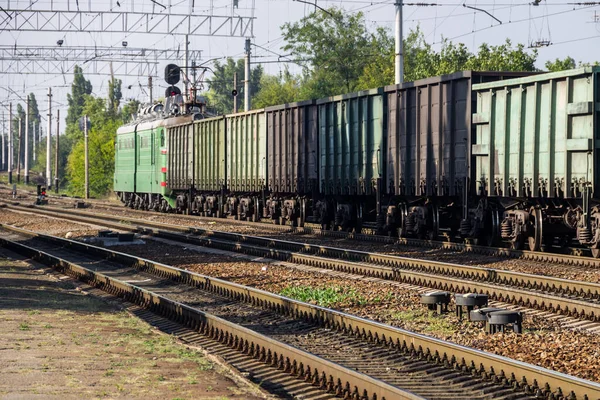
(398, 203), (408, 237)
(528, 207), (543, 252)
(426, 205), (440, 241)
(486, 208), (501, 246)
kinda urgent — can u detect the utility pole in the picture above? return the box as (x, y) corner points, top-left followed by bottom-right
(148, 76), (153, 103)
(395, 0), (404, 84)
(244, 38), (251, 112)
(47, 87), (52, 189)
(8, 103), (12, 184)
(1, 114), (5, 171)
(184, 34), (190, 101)
(17, 118), (21, 183)
(55, 109), (60, 193)
(233, 72), (238, 113)
(84, 115), (89, 199)
(33, 121), (36, 163)
(24, 96), (29, 184)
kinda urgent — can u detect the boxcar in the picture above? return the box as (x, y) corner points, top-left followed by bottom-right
(381, 71), (534, 238)
(224, 109), (267, 221)
(470, 67), (600, 253)
(264, 100), (318, 225)
(316, 88), (386, 230)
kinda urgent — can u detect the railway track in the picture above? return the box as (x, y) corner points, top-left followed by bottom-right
(1, 186), (598, 266)
(5, 204), (600, 327)
(2, 224), (599, 400)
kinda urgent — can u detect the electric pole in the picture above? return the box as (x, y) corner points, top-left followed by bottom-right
(148, 76), (153, 103)
(184, 34), (190, 101)
(8, 103), (12, 184)
(1, 114), (5, 171)
(47, 87), (52, 189)
(244, 38), (251, 112)
(395, 0), (404, 84)
(17, 118), (21, 183)
(233, 72), (238, 113)
(24, 96), (29, 184)
(55, 109), (60, 193)
(33, 121), (36, 163)
(84, 115), (89, 199)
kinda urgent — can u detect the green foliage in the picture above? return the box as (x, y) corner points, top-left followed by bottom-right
(281, 7), (379, 97)
(108, 77), (123, 116)
(206, 58), (263, 114)
(66, 97), (120, 197)
(279, 285), (366, 308)
(551, 58), (600, 71)
(66, 65), (93, 127)
(253, 67), (303, 108)
(121, 99), (141, 123)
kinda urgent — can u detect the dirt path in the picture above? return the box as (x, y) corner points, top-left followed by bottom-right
(0, 248), (266, 400)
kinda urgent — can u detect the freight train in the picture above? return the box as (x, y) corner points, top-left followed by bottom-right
(114, 67), (600, 255)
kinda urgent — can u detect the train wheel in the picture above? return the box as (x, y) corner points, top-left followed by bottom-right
(398, 203), (408, 237)
(427, 205), (440, 241)
(485, 208), (500, 246)
(528, 207), (543, 251)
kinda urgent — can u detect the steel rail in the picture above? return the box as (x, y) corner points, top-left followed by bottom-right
(2, 225), (600, 400)
(0, 232), (421, 400)
(6, 205), (600, 321)
(2, 192), (599, 267)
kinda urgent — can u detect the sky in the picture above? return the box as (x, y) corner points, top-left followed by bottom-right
(1, 0), (599, 132)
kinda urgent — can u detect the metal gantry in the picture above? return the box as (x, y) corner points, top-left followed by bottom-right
(0, 45), (202, 77)
(0, 58), (159, 77)
(0, 0), (255, 37)
(0, 45), (202, 62)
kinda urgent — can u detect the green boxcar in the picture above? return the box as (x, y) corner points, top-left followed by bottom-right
(317, 88), (386, 195)
(472, 67), (600, 199)
(193, 116), (226, 191)
(226, 110), (267, 193)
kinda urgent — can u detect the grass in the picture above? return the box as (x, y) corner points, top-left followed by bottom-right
(390, 310), (456, 336)
(19, 323), (30, 331)
(279, 285), (367, 308)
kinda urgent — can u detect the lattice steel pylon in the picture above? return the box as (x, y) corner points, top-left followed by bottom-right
(0, 0), (256, 37)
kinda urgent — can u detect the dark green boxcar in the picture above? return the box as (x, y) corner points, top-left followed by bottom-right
(317, 88), (386, 196)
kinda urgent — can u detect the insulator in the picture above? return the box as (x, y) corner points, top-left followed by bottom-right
(501, 219), (513, 239)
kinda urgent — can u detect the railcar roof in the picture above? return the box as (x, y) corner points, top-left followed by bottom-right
(116, 114), (195, 135)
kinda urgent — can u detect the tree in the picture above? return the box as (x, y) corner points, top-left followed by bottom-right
(465, 40), (537, 71)
(66, 96), (120, 197)
(545, 57), (576, 72)
(206, 58), (263, 114)
(358, 27), (539, 89)
(281, 7), (379, 98)
(108, 77), (123, 116)
(66, 65), (93, 128)
(120, 99), (141, 123)
(253, 68), (303, 108)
